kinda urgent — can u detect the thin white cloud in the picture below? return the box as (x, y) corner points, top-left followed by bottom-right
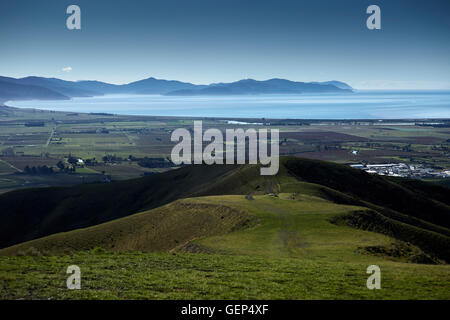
(62, 66), (72, 72)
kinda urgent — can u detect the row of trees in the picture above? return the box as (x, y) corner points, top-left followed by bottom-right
(23, 165), (54, 175)
(137, 157), (173, 168)
(100, 154), (175, 168)
(22, 153), (175, 175)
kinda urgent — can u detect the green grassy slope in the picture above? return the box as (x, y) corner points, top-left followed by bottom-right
(181, 195), (388, 262)
(1, 194), (449, 299)
(0, 198), (255, 255)
(0, 194), (360, 256)
(2, 252), (450, 299)
(0, 193), (445, 264)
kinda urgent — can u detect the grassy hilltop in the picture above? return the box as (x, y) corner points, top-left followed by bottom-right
(0, 157), (449, 299)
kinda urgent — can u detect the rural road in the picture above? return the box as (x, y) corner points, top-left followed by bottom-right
(0, 159), (21, 172)
(45, 127), (56, 148)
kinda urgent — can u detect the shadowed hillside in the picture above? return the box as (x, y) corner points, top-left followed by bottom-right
(0, 198), (256, 255)
(0, 164), (239, 248)
(283, 158), (450, 229)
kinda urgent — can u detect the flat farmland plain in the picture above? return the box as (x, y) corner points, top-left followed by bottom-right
(0, 104), (449, 193)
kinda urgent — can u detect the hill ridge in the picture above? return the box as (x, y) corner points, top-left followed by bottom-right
(0, 75), (353, 101)
(0, 157), (449, 262)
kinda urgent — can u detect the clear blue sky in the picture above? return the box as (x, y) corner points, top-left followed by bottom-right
(1, 0), (449, 89)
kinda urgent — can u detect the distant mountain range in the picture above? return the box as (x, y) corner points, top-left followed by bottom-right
(0, 76), (353, 101)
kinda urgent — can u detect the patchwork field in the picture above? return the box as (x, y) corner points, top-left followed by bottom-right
(1, 105), (449, 193)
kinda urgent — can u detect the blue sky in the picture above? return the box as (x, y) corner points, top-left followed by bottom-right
(0, 0), (449, 89)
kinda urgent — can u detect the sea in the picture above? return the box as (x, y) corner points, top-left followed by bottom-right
(8, 90), (450, 120)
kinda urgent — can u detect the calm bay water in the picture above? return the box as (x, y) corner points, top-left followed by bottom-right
(8, 91), (450, 119)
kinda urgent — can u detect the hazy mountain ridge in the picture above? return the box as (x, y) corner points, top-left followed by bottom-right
(0, 77), (69, 101)
(0, 75), (353, 101)
(166, 78), (353, 95)
(311, 80), (353, 90)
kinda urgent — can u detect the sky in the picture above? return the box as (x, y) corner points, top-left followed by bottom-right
(0, 0), (449, 89)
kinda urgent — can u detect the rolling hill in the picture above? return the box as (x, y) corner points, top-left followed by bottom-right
(1, 192), (449, 298)
(0, 197), (256, 255)
(3, 194), (450, 299)
(1, 157), (449, 300)
(0, 157), (449, 262)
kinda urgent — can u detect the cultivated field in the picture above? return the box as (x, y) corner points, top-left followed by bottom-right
(1, 105), (449, 193)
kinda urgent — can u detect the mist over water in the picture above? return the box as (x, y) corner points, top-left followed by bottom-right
(9, 91), (450, 119)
